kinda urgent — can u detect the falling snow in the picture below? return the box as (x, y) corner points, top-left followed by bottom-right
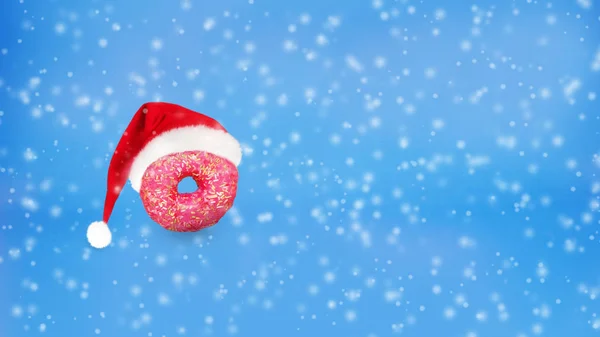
(1, 0), (600, 337)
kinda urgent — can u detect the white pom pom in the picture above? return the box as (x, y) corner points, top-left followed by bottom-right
(87, 221), (112, 249)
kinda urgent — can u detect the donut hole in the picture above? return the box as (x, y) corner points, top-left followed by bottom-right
(177, 176), (198, 194)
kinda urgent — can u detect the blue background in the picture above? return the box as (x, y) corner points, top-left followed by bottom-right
(1, 0), (600, 336)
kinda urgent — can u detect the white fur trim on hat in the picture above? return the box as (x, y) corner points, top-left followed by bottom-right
(128, 125), (242, 192)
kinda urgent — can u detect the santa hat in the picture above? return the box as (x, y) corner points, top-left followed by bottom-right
(87, 102), (242, 249)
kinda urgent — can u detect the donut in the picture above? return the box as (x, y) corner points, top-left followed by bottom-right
(139, 150), (239, 232)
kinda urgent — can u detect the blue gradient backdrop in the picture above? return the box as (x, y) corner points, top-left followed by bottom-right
(1, 0), (600, 336)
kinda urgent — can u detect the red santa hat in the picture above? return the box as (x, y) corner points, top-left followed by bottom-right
(87, 102), (242, 249)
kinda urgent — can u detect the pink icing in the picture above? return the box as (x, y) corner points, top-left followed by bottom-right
(140, 151), (239, 232)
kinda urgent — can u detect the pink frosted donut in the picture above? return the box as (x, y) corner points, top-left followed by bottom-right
(139, 151), (239, 232)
